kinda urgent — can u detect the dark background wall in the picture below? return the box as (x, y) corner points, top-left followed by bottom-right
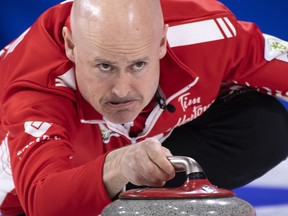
(0, 0), (287, 108)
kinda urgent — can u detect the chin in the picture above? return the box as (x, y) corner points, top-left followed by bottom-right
(111, 118), (135, 125)
(107, 114), (138, 125)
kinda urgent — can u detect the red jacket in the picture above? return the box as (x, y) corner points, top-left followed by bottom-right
(0, 0), (287, 215)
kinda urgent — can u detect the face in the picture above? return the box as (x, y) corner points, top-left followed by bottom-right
(63, 7), (167, 124)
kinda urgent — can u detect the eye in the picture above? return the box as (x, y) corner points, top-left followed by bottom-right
(97, 63), (112, 72)
(132, 61), (146, 71)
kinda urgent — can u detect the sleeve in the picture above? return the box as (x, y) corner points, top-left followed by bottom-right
(2, 89), (112, 215)
(223, 18), (288, 102)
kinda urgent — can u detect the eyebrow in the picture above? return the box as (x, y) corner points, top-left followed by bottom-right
(89, 58), (117, 65)
(128, 57), (151, 64)
(90, 57), (151, 65)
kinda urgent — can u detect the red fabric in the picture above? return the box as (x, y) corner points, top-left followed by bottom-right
(0, 190), (23, 216)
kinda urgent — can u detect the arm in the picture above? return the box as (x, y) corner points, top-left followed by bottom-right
(3, 89), (175, 215)
(223, 19), (288, 101)
(3, 90), (111, 215)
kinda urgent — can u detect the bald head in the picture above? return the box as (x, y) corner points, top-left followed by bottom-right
(70, 0), (165, 45)
(62, 0), (168, 124)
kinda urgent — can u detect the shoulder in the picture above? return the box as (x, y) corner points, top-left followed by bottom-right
(0, 1), (75, 99)
(161, 0), (234, 24)
(37, 1), (72, 33)
(161, 0), (238, 49)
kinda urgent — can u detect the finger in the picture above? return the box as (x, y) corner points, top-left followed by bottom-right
(144, 139), (175, 176)
(132, 171), (167, 187)
(128, 148), (171, 186)
(128, 158), (167, 187)
(161, 146), (173, 157)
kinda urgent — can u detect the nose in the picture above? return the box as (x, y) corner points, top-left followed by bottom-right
(111, 72), (132, 98)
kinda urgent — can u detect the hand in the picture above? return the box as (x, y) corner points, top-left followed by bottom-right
(103, 138), (175, 198)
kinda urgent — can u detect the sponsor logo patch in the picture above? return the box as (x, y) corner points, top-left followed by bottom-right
(99, 124), (120, 144)
(24, 121), (52, 137)
(264, 34), (288, 62)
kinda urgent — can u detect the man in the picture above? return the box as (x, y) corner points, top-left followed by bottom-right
(0, 0), (287, 215)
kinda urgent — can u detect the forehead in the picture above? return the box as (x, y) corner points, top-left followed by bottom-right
(75, 29), (156, 58)
(75, 14), (156, 42)
(71, 0), (163, 42)
(73, 20), (159, 62)
(71, 0), (164, 60)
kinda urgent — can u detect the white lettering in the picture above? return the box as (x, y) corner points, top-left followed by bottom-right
(178, 92), (201, 112)
(176, 103), (212, 127)
(17, 135), (61, 157)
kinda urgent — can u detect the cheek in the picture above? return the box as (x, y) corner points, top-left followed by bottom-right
(141, 67), (160, 101)
(150, 64), (160, 88)
(75, 66), (103, 106)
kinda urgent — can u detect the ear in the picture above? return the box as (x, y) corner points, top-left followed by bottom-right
(62, 26), (75, 62)
(159, 24), (169, 59)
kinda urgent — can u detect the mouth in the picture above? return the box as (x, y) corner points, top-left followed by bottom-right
(106, 100), (138, 110)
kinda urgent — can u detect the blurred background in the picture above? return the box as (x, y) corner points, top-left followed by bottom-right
(0, 1), (287, 215)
